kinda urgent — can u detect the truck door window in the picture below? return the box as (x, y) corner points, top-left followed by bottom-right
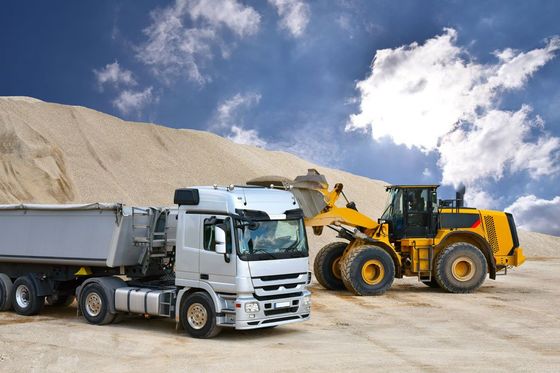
(203, 218), (232, 253)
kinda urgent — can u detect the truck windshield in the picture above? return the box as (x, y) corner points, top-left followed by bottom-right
(238, 219), (309, 261)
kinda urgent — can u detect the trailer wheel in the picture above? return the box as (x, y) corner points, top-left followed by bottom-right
(79, 283), (116, 325)
(180, 292), (222, 339)
(11, 276), (44, 316)
(341, 245), (395, 296)
(314, 242), (347, 290)
(0, 274), (13, 311)
(435, 242), (487, 293)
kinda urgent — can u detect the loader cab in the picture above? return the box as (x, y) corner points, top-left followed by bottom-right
(380, 185), (439, 240)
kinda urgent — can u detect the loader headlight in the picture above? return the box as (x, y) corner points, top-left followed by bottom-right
(245, 302), (260, 313)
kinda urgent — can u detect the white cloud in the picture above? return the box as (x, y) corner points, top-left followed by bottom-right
(228, 125), (267, 147)
(94, 61), (137, 89)
(347, 28), (560, 209)
(347, 29), (560, 151)
(209, 92), (265, 147)
(438, 106), (560, 187)
(137, 0), (260, 84)
(268, 0), (310, 38)
(506, 195), (560, 236)
(112, 87), (154, 115)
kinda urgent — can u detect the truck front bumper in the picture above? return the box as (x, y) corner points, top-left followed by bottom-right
(233, 290), (311, 330)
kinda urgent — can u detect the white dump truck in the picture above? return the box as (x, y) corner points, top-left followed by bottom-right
(0, 186), (311, 338)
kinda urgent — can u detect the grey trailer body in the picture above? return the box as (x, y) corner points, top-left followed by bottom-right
(0, 187), (311, 338)
(0, 203), (175, 267)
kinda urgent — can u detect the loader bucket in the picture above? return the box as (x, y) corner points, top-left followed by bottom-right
(246, 175), (293, 188)
(290, 169), (329, 218)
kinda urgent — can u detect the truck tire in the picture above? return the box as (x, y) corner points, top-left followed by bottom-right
(340, 245), (395, 296)
(435, 242), (487, 293)
(314, 242), (347, 290)
(180, 292), (222, 338)
(79, 283), (116, 325)
(11, 276), (45, 316)
(0, 274), (13, 311)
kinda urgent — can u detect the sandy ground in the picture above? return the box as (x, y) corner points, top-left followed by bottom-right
(1, 258), (558, 373)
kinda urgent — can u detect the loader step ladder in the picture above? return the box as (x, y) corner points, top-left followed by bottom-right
(132, 207), (170, 274)
(415, 245), (434, 282)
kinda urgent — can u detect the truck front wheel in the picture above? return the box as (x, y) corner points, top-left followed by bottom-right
(0, 274), (13, 311)
(11, 276), (44, 316)
(180, 292), (222, 338)
(79, 283), (116, 325)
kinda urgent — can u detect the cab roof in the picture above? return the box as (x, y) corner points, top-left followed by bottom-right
(385, 185), (440, 189)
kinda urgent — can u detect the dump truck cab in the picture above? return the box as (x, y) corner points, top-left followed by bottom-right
(174, 186), (312, 332)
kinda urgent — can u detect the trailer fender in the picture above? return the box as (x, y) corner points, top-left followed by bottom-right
(26, 273), (54, 297)
(76, 277), (126, 314)
(175, 284), (223, 323)
(436, 231), (497, 280)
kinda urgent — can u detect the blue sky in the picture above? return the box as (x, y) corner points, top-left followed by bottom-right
(1, 1), (560, 234)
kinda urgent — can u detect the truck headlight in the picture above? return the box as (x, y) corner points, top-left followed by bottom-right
(303, 296), (311, 308)
(245, 302), (260, 313)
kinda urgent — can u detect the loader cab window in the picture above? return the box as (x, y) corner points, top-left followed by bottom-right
(383, 187), (438, 240)
(203, 217), (233, 253)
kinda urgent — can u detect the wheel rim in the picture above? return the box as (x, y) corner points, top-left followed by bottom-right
(187, 303), (208, 330)
(361, 259), (385, 285)
(85, 292), (102, 317)
(15, 284), (31, 308)
(451, 256), (475, 282)
(331, 257), (342, 279)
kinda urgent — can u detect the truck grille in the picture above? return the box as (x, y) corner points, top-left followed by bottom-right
(252, 272), (307, 300)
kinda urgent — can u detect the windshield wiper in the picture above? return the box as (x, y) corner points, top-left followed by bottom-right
(252, 248), (278, 260)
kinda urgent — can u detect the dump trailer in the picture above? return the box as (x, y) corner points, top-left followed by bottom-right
(0, 186), (311, 338)
(249, 170), (525, 296)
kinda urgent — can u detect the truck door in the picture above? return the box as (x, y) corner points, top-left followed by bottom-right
(175, 212), (201, 282)
(199, 214), (236, 293)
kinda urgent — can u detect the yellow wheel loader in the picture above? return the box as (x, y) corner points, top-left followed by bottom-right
(249, 170), (526, 295)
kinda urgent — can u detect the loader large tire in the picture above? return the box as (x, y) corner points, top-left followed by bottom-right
(314, 242), (347, 290)
(341, 245), (395, 296)
(435, 242), (487, 293)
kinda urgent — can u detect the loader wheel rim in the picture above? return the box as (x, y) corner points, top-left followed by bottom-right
(331, 257), (342, 280)
(361, 259), (385, 285)
(451, 256), (475, 282)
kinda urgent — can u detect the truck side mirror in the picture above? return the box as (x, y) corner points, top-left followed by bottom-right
(214, 226), (227, 254)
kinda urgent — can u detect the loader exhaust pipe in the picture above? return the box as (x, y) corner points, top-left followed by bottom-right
(456, 184), (466, 208)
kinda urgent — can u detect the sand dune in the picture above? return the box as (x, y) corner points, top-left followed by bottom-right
(0, 96), (557, 257)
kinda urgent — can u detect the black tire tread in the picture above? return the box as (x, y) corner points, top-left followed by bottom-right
(434, 242), (487, 294)
(340, 245), (395, 296)
(79, 283), (116, 325)
(181, 292), (222, 339)
(11, 276), (44, 316)
(0, 273), (13, 311)
(313, 242), (347, 290)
